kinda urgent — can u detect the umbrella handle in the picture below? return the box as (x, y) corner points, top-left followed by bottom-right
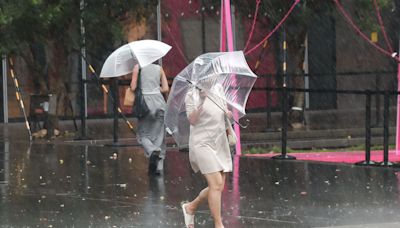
(234, 118), (250, 129)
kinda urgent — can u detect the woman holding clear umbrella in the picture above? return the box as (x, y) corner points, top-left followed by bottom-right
(130, 63), (169, 175)
(164, 51), (256, 228)
(181, 84), (233, 228)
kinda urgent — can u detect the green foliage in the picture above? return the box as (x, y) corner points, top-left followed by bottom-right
(243, 147), (268, 155)
(233, 0), (394, 35)
(0, 0), (158, 55)
(353, 0), (394, 31)
(243, 146), (295, 155)
(1, 0), (394, 55)
(242, 144), (396, 155)
(0, 0), (76, 54)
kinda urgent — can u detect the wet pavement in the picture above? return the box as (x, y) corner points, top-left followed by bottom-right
(1, 122), (400, 227)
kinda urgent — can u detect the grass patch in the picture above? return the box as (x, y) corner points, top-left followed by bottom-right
(243, 146), (297, 154)
(242, 144), (395, 155)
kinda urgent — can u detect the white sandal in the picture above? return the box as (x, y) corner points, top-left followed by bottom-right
(181, 203), (195, 228)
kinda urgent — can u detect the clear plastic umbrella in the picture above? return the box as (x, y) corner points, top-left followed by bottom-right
(164, 51), (257, 148)
(100, 39), (171, 78)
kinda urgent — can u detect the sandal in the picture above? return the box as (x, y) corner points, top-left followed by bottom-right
(181, 202), (195, 228)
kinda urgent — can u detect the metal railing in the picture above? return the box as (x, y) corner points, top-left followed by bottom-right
(268, 86), (399, 167)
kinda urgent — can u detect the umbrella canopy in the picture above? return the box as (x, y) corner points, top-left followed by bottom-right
(100, 40), (171, 78)
(164, 51), (257, 148)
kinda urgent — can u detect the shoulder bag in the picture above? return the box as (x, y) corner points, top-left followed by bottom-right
(132, 70), (150, 119)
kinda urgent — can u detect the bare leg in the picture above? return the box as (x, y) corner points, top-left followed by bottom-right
(185, 187), (208, 215)
(185, 172), (226, 228)
(205, 172), (226, 228)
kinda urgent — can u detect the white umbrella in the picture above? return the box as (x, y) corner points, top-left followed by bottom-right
(100, 39), (171, 78)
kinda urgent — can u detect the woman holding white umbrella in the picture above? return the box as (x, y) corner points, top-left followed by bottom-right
(129, 63), (169, 175)
(100, 40), (172, 175)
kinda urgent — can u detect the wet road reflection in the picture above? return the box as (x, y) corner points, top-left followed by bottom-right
(0, 142), (400, 227)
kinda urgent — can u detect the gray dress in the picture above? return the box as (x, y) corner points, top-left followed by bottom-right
(137, 64), (167, 159)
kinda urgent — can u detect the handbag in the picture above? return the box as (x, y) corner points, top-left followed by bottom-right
(132, 71), (150, 119)
(225, 117), (237, 146)
(123, 87), (135, 106)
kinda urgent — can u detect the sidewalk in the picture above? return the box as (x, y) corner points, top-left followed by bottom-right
(1, 120), (400, 227)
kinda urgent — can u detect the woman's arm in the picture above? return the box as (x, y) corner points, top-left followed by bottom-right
(159, 67), (169, 94)
(185, 88), (205, 125)
(187, 105), (203, 125)
(130, 64), (139, 92)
